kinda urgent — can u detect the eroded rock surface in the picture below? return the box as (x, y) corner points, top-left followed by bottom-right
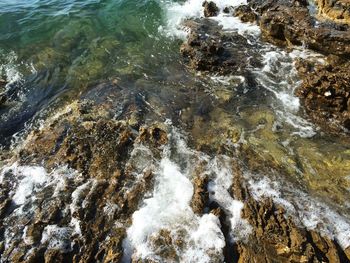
(180, 19), (261, 74)
(203, 1), (219, 17)
(231, 165), (350, 263)
(316, 0), (350, 24)
(295, 57), (350, 132)
(0, 95), (167, 262)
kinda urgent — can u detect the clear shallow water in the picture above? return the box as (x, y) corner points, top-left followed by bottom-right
(1, 0), (350, 261)
(0, 0), (182, 145)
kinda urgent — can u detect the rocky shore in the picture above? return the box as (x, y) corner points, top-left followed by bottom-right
(1, 0), (350, 262)
(178, 0), (350, 262)
(182, 0), (350, 134)
(1, 91), (349, 262)
(316, 0), (350, 24)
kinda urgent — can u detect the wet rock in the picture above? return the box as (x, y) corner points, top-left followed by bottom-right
(138, 124), (168, 147)
(246, 0), (350, 56)
(0, 78), (7, 106)
(0, 78), (6, 87)
(149, 229), (179, 261)
(24, 223), (45, 245)
(295, 58), (350, 133)
(0, 198), (11, 218)
(44, 249), (71, 263)
(95, 228), (125, 263)
(0, 92), (168, 262)
(180, 19), (259, 75)
(203, 1), (219, 17)
(316, 0), (350, 24)
(191, 174), (209, 214)
(19, 103), (135, 178)
(231, 164), (350, 263)
(233, 5), (258, 23)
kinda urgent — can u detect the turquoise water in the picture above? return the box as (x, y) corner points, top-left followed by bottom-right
(0, 0), (183, 144)
(1, 0), (350, 216)
(1, 1), (350, 261)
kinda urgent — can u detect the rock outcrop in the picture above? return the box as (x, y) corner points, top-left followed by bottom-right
(229, 0), (350, 132)
(231, 165), (350, 263)
(180, 19), (261, 74)
(203, 1), (219, 17)
(295, 57), (350, 132)
(0, 95), (167, 262)
(316, 0), (350, 24)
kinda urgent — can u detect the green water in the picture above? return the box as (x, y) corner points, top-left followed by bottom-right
(0, 0), (184, 143)
(0, 0), (181, 90)
(1, 0), (350, 218)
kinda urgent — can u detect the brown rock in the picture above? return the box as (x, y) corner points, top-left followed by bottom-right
(203, 1), (219, 17)
(316, 0), (350, 24)
(191, 175), (209, 214)
(258, 2), (350, 56)
(149, 229), (178, 261)
(25, 223), (44, 245)
(233, 5), (258, 23)
(231, 162), (348, 263)
(295, 58), (350, 133)
(180, 19), (260, 75)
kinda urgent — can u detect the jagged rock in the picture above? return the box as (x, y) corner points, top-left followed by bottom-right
(180, 19), (260, 74)
(24, 223), (44, 245)
(149, 229), (178, 261)
(295, 58), (350, 133)
(0, 78), (7, 106)
(231, 163), (350, 263)
(233, 5), (258, 23)
(203, 1), (219, 17)
(316, 0), (350, 24)
(236, 0), (350, 56)
(191, 174), (209, 214)
(138, 125), (168, 147)
(0, 95), (168, 262)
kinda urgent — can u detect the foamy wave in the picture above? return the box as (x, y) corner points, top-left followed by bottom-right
(123, 129), (250, 262)
(255, 47), (325, 137)
(160, 0), (258, 38)
(0, 163), (84, 252)
(246, 174), (350, 250)
(0, 50), (23, 86)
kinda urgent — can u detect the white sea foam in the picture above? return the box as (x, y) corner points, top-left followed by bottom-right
(246, 174), (350, 250)
(0, 164), (48, 206)
(69, 180), (93, 236)
(160, 0), (257, 38)
(123, 130), (250, 262)
(210, 75), (245, 86)
(123, 158), (198, 260)
(41, 225), (72, 252)
(211, 14), (259, 36)
(182, 214), (226, 262)
(206, 157), (252, 242)
(255, 47), (326, 137)
(0, 163), (86, 252)
(0, 50), (23, 86)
